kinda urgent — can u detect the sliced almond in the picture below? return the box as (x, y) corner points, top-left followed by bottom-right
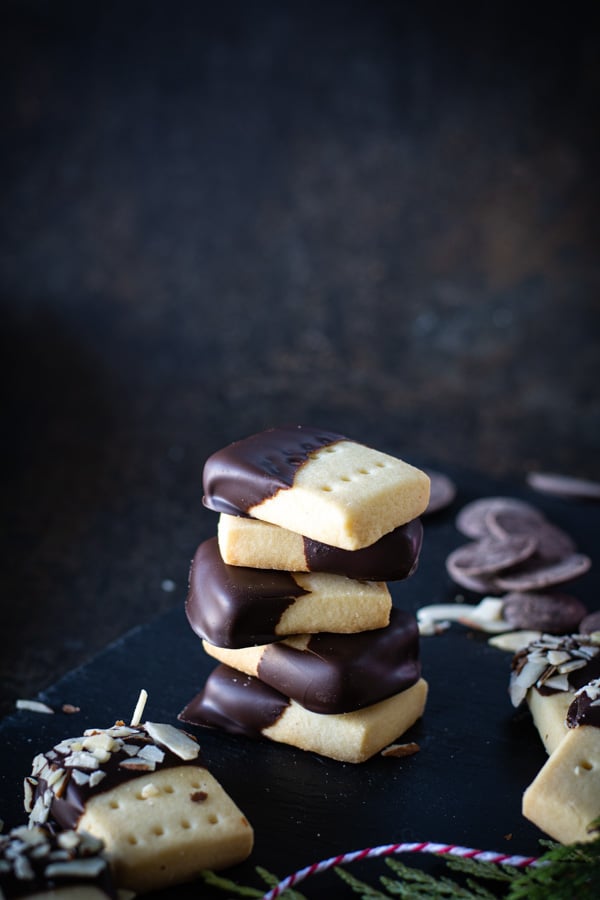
(144, 722), (199, 761)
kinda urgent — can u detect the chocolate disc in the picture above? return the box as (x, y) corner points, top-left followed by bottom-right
(455, 497), (543, 539)
(527, 471), (600, 501)
(495, 553), (592, 592)
(486, 510), (575, 562)
(578, 611), (600, 635)
(423, 470), (456, 515)
(445, 551), (503, 594)
(502, 591), (588, 634)
(446, 535), (537, 577)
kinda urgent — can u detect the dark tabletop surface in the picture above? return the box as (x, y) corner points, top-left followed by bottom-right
(1, 0), (599, 717)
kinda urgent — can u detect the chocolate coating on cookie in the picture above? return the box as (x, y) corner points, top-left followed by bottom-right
(179, 665), (288, 738)
(302, 517), (423, 580)
(202, 425), (346, 516)
(567, 679), (600, 729)
(0, 827), (116, 899)
(28, 723), (204, 832)
(186, 538), (307, 648)
(257, 608), (420, 714)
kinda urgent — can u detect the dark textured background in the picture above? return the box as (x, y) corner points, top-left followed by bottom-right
(1, 1), (599, 715)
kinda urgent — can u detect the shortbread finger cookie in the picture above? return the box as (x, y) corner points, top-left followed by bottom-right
(203, 608), (421, 714)
(26, 720), (253, 894)
(509, 634), (600, 753)
(186, 537), (391, 648)
(523, 678), (600, 844)
(203, 425), (430, 550)
(180, 664), (428, 764)
(0, 826), (116, 899)
(217, 514), (423, 581)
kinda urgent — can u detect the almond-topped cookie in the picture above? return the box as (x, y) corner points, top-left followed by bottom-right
(510, 634), (600, 754)
(523, 677), (600, 844)
(25, 715), (253, 894)
(0, 826), (116, 899)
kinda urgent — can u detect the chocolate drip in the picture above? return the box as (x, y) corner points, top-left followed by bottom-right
(202, 425), (345, 515)
(186, 538), (307, 648)
(302, 518), (423, 580)
(179, 665), (288, 738)
(567, 684), (600, 729)
(257, 608), (420, 714)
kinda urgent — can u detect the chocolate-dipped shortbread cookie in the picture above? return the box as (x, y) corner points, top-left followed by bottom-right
(217, 513), (423, 580)
(0, 826), (116, 899)
(25, 718), (253, 894)
(510, 634), (600, 754)
(523, 677), (600, 844)
(202, 608), (421, 715)
(203, 425), (430, 550)
(180, 664), (428, 764)
(186, 537), (392, 648)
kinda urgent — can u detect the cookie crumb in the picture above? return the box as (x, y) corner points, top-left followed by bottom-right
(381, 742), (420, 758)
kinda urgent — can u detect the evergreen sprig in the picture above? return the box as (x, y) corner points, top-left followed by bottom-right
(201, 821), (600, 899)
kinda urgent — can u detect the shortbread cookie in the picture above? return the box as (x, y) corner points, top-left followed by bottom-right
(180, 663), (428, 764)
(0, 826), (115, 899)
(203, 425), (430, 550)
(523, 679), (600, 844)
(202, 608), (421, 714)
(187, 538), (391, 648)
(217, 513), (423, 581)
(509, 634), (600, 753)
(26, 720), (253, 893)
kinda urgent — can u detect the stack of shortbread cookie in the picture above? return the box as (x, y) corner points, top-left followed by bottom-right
(180, 425), (431, 763)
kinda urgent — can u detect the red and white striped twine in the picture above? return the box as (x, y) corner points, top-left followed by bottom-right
(261, 840), (541, 899)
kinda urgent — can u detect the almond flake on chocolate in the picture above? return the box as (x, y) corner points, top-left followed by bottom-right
(45, 857), (107, 879)
(138, 744), (165, 765)
(46, 767), (66, 788)
(119, 757), (156, 772)
(104, 725), (139, 738)
(23, 778), (35, 814)
(71, 769), (91, 785)
(541, 673), (570, 692)
(557, 659), (588, 675)
(31, 754), (47, 776)
(63, 751), (99, 770)
(29, 795), (49, 826)
(83, 732), (120, 754)
(121, 742), (142, 756)
(89, 770), (106, 788)
(144, 721), (199, 761)
(57, 831), (81, 850)
(14, 854), (35, 880)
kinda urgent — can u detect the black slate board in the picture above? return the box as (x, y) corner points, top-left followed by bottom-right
(1, 471), (598, 898)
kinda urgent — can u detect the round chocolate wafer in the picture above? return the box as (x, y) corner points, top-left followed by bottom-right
(486, 509), (575, 562)
(455, 497), (543, 539)
(578, 611), (600, 635)
(527, 471), (600, 501)
(423, 470), (457, 515)
(446, 535), (537, 577)
(502, 591), (588, 634)
(445, 548), (503, 594)
(495, 553), (592, 592)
